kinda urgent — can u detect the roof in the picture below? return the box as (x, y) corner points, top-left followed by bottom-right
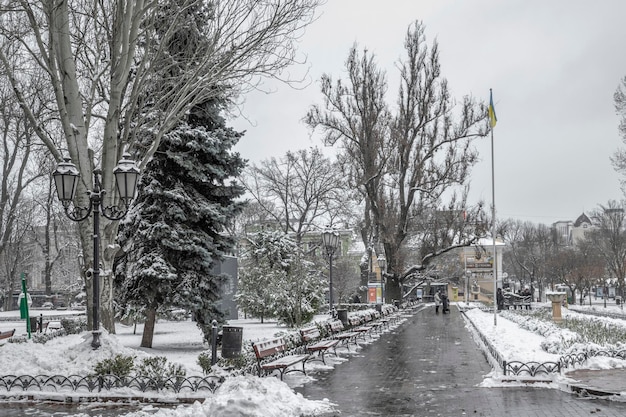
(573, 212), (592, 227)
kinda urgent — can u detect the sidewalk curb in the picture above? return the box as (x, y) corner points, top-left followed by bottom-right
(567, 384), (625, 398)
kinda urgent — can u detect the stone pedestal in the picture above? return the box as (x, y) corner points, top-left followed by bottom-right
(546, 292), (566, 322)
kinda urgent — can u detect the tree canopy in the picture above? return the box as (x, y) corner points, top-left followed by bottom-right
(306, 21), (489, 300)
(115, 99), (246, 347)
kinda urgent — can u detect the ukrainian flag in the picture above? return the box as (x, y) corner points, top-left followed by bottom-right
(488, 89), (497, 128)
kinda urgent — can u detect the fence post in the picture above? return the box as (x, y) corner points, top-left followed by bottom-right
(211, 319), (218, 365)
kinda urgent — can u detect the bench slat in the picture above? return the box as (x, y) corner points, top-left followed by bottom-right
(253, 337), (310, 380)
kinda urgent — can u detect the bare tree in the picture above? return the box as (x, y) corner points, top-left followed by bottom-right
(503, 220), (555, 299)
(242, 147), (351, 242)
(306, 21), (488, 300)
(0, 0), (321, 331)
(0, 76), (49, 302)
(612, 76), (626, 195)
(587, 201), (626, 298)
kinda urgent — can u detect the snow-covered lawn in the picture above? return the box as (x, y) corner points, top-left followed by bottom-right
(1, 302), (626, 416)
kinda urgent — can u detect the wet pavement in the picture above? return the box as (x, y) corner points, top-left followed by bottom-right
(295, 305), (626, 417)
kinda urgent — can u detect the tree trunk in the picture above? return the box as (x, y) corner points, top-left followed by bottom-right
(385, 278), (402, 304)
(100, 270), (116, 333)
(141, 307), (157, 348)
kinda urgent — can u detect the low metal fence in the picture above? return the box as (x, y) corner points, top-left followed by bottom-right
(560, 349), (626, 370)
(462, 309), (626, 377)
(0, 374), (224, 394)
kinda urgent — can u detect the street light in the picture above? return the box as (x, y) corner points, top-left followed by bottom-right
(321, 227), (340, 314)
(377, 254), (386, 303)
(53, 153), (140, 349)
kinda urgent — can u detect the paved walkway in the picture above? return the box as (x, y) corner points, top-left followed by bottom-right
(295, 305), (626, 417)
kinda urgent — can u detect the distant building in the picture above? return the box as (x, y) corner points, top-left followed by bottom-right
(552, 212), (593, 247)
(571, 212), (593, 245)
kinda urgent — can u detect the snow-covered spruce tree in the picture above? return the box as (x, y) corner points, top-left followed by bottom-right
(236, 230), (324, 327)
(116, 100), (245, 348)
(273, 251), (324, 327)
(236, 260), (280, 324)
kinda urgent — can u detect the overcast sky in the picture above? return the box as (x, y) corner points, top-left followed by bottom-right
(232, 0), (626, 226)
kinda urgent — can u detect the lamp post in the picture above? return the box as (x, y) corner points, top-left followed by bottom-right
(53, 153), (140, 349)
(377, 254), (386, 304)
(321, 227), (340, 314)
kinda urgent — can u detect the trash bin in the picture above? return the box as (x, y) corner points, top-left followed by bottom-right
(29, 317), (38, 333)
(221, 326), (243, 359)
(336, 309), (348, 326)
(616, 296), (622, 306)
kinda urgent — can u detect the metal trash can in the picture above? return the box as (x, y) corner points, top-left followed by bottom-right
(336, 309), (348, 326)
(29, 317), (39, 333)
(616, 296), (622, 306)
(221, 326), (243, 359)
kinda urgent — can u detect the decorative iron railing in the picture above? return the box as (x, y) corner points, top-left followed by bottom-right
(502, 360), (560, 376)
(462, 309), (626, 377)
(0, 374), (224, 394)
(462, 310), (560, 376)
(560, 349), (626, 369)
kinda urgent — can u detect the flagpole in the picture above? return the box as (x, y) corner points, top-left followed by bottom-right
(491, 124), (497, 326)
(489, 88), (498, 326)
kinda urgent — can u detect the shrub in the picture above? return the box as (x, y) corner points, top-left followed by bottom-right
(136, 356), (186, 383)
(197, 351), (212, 375)
(219, 353), (250, 370)
(93, 354), (135, 378)
(61, 318), (87, 335)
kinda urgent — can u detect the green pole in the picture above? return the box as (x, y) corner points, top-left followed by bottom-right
(20, 273), (31, 339)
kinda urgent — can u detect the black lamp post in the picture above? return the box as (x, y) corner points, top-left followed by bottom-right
(322, 227), (340, 314)
(53, 153), (140, 349)
(377, 254), (386, 303)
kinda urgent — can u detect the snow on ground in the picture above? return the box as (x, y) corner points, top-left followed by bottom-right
(463, 307), (560, 363)
(0, 310), (392, 416)
(1, 302), (626, 416)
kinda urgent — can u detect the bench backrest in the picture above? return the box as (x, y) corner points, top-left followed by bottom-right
(328, 320), (345, 333)
(0, 329), (15, 340)
(253, 337), (287, 359)
(47, 321), (62, 330)
(381, 305), (395, 315)
(504, 293), (531, 304)
(300, 327), (321, 343)
(348, 316), (361, 326)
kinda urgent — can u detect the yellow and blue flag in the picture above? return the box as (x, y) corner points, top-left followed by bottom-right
(488, 89), (497, 128)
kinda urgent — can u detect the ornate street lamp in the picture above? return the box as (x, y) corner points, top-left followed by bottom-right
(377, 254), (386, 303)
(321, 227), (340, 313)
(53, 153), (140, 349)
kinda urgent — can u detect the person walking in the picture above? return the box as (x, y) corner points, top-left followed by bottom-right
(496, 288), (504, 311)
(434, 290), (442, 314)
(441, 292), (450, 314)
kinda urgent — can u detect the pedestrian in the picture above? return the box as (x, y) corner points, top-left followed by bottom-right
(496, 288), (504, 311)
(442, 292), (450, 314)
(434, 290), (442, 314)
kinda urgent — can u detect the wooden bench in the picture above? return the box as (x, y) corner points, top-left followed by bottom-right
(368, 310), (385, 332)
(300, 326), (340, 364)
(347, 316), (373, 339)
(363, 311), (384, 332)
(252, 337), (311, 380)
(46, 321), (62, 332)
(327, 320), (361, 349)
(0, 329), (15, 341)
(503, 293), (531, 310)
